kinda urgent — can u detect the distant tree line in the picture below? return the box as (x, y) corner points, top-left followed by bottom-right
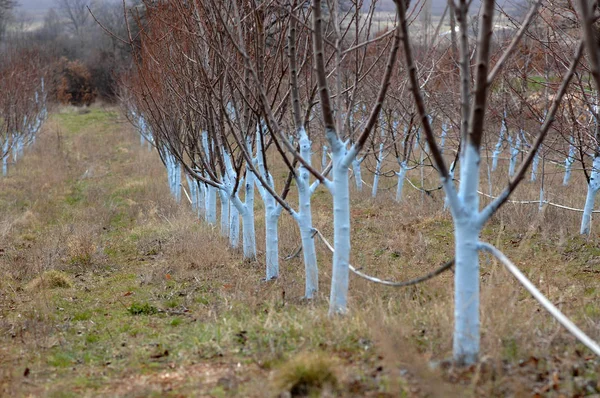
(1, 0), (143, 105)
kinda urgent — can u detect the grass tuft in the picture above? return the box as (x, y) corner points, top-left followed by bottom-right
(26, 270), (73, 290)
(273, 352), (338, 397)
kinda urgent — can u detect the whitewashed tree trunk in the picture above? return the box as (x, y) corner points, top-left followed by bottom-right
(352, 157), (363, 191)
(563, 138), (576, 186)
(491, 116), (506, 171)
(264, 195), (282, 279)
(581, 155), (600, 235)
(508, 134), (519, 177)
(202, 132), (217, 225)
(296, 128), (319, 297)
(254, 133), (284, 280)
(395, 160), (408, 202)
(530, 148), (540, 182)
(222, 151), (256, 260)
(453, 144), (482, 365)
(243, 168), (257, 259)
(218, 189), (230, 237)
(186, 174), (197, 209)
(205, 185), (217, 225)
(2, 140), (8, 176)
(372, 143), (384, 198)
(229, 200), (240, 248)
(444, 161), (456, 211)
(326, 136), (353, 315)
(322, 145), (328, 169)
(440, 122), (448, 154)
(196, 181), (205, 218)
(12, 134), (17, 163)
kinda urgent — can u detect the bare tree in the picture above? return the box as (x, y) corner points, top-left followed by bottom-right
(0, 0), (17, 39)
(56, 0), (90, 36)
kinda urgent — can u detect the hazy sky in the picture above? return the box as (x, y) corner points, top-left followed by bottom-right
(16, 0), (121, 20)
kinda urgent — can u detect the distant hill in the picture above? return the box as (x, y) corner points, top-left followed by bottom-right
(15, 0), (123, 21)
(367, 0), (525, 17)
(16, 0), (526, 23)
(16, 0), (55, 17)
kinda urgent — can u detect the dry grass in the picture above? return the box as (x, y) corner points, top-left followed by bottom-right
(272, 351), (339, 396)
(26, 270), (73, 291)
(0, 105), (598, 397)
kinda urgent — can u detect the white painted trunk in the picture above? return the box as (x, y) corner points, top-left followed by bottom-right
(563, 140), (575, 186)
(12, 137), (17, 163)
(186, 174), (197, 209)
(491, 118), (506, 171)
(580, 156), (600, 235)
(322, 145), (328, 169)
(453, 144), (482, 365)
(243, 170), (257, 260)
(352, 157), (363, 191)
(2, 141), (8, 176)
(202, 131), (217, 224)
(264, 202), (281, 280)
(453, 220), (481, 365)
(175, 163), (181, 203)
(444, 161), (456, 211)
(229, 202), (240, 248)
(329, 146), (351, 315)
(241, 207), (255, 260)
(508, 135), (519, 177)
(205, 185), (217, 225)
(297, 128), (319, 298)
(395, 161), (408, 203)
(440, 123), (448, 154)
(218, 189), (230, 237)
(372, 143), (384, 198)
(530, 150), (540, 182)
(254, 129), (282, 281)
(196, 182), (205, 218)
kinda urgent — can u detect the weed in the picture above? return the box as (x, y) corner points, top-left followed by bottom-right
(127, 302), (158, 316)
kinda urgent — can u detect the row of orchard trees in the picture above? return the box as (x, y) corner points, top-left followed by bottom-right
(122, 0), (600, 365)
(0, 48), (47, 176)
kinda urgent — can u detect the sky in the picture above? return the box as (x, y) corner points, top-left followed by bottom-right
(16, 0), (120, 21)
(15, 0), (521, 24)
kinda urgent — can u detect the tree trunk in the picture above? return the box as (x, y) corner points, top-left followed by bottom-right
(580, 156), (600, 235)
(329, 146), (351, 315)
(372, 143), (384, 198)
(395, 161), (408, 202)
(453, 144), (482, 365)
(243, 171), (257, 260)
(218, 189), (230, 237)
(230, 202), (240, 248)
(352, 157), (363, 191)
(264, 200), (281, 280)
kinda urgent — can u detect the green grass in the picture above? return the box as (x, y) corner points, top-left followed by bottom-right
(54, 107), (118, 135)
